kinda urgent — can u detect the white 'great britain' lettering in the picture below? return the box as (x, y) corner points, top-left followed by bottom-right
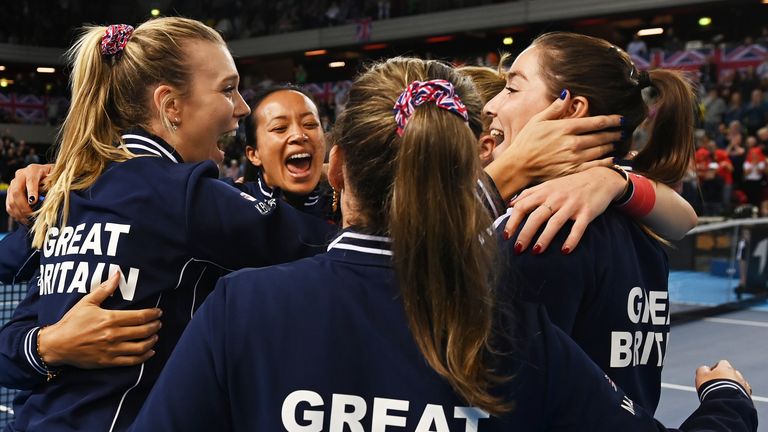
(609, 286), (670, 368)
(38, 223), (140, 300)
(281, 390), (490, 432)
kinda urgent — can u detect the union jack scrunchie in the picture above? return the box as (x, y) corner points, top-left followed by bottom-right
(393, 79), (469, 137)
(100, 24), (134, 57)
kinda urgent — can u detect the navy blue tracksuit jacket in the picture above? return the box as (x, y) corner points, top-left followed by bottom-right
(0, 129), (337, 431)
(498, 208), (669, 414)
(130, 230), (757, 431)
(221, 170), (336, 223)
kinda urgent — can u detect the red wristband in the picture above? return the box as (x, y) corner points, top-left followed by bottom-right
(616, 173), (655, 218)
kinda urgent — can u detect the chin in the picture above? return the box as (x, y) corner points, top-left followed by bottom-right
(284, 184), (316, 196)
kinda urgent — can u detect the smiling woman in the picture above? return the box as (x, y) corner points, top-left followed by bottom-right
(230, 85), (336, 221)
(0, 17), (335, 432)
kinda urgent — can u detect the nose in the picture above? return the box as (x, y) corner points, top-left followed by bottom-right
(483, 93), (500, 118)
(288, 127), (309, 144)
(234, 89), (251, 119)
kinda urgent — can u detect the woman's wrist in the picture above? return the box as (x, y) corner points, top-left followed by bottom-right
(605, 165), (631, 202)
(37, 324), (64, 367)
(484, 155), (531, 201)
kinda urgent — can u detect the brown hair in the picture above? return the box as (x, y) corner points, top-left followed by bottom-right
(31, 17), (224, 248)
(456, 65), (506, 132)
(333, 57), (506, 414)
(532, 31), (696, 185)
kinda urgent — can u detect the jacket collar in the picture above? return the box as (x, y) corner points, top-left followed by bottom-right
(120, 128), (184, 163)
(325, 230), (392, 267)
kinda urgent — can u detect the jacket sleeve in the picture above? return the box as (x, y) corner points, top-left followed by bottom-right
(129, 277), (231, 432)
(184, 162), (337, 270)
(538, 307), (757, 431)
(0, 225), (39, 284)
(0, 279), (50, 389)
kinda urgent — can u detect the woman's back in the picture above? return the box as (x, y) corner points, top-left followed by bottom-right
(132, 229), (754, 431)
(130, 231), (641, 431)
(504, 208), (668, 412)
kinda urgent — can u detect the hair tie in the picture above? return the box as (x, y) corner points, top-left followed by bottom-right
(630, 68), (652, 89)
(393, 79), (468, 136)
(101, 24), (134, 57)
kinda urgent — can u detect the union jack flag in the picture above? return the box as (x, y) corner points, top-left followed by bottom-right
(0, 93), (47, 123)
(659, 48), (709, 71)
(303, 82), (335, 104)
(355, 18), (372, 42)
(719, 43), (767, 75)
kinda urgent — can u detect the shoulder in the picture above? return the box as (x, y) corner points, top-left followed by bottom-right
(213, 255), (341, 317)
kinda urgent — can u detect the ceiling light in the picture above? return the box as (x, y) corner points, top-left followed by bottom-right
(637, 28), (664, 37)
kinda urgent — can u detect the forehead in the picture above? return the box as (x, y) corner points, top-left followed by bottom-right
(257, 90), (318, 118)
(184, 40), (238, 82)
(506, 45), (543, 79)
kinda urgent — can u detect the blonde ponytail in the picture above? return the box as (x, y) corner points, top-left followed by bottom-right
(31, 17), (223, 248)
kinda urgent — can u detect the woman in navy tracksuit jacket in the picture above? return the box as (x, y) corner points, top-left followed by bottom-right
(132, 57), (756, 432)
(485, 32), (701, 414)
(0, 18), (336, 432)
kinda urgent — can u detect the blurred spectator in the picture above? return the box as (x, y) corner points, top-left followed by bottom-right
(727, 128), (746, 187)
(701, 87), (726, 137)
(695, 136), (722, 215)
(743, 142), (766, 208)
(24, 146), (40, 165)
(742, 88), (768, 135)
(723, 92), (744, 126)
(714, 148), (734, 214)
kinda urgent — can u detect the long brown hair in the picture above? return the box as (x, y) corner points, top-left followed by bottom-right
(333, 57), (507, 414)
(31, 17), (223, 248)
(532, 31), (696, 185)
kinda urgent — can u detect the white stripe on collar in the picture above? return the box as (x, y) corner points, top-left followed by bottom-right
(122, 143), (162, 158)
(121, 134), (179, 163)
(477, 178), (500, 219)
(257, 177), (273, 198)
(327, 231), (392, 255)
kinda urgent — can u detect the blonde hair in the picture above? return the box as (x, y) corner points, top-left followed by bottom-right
(31, 17), (223, 248)
(334, 57), (507, 414)
(456, 65), (506, 132)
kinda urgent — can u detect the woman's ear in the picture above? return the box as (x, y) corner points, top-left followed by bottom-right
(245, 145), (262, 167)
(152, 84), (181, 127)
(562, 95), (590, 119)
(328, 145), (345, 190)
(478, 134), (496, 166)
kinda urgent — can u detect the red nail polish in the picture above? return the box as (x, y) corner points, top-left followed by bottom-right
(532, 244), (542, 255)
(503, 231), (510, 241)
(514, 242), (523, 255)
(561, 246), (571, 255)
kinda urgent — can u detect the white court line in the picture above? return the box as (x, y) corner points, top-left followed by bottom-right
(0, 404), (13, 414)
(703, 317), (768, 328)
(662, 383), (768, 403)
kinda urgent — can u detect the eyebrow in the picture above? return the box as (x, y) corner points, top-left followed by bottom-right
(219, 74), (239, 84)
(506, 71), (528, 82)
(266, 112), (317, 122)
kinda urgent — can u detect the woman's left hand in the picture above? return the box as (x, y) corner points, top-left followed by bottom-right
(503, 167), (625, 254)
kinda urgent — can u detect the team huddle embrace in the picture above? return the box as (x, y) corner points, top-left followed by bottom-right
(0, 16), (757, 432)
